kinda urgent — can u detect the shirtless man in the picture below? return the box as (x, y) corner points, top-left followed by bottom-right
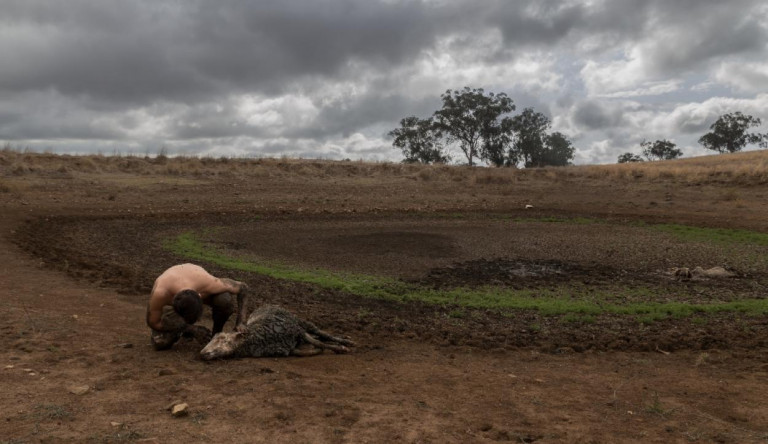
(146, 263), (249, 351)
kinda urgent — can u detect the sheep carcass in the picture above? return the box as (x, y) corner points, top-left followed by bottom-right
(200, 305), (354, 360)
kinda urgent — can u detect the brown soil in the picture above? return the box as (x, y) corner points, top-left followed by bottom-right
(3, 158), (768, 443)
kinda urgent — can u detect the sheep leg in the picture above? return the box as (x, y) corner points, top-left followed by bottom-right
(291, 346), (324, 357)
(306, 327), (356, 347)
(303, 333), (351, 354)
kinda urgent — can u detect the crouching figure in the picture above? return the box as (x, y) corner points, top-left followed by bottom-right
(146, 263), (249, 351)
(200, 305), (355, 360)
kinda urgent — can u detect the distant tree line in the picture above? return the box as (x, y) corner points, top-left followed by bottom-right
(618, 111), (768, 163)
(389, 87), (575, 167)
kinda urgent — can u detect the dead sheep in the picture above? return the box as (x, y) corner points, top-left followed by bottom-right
(200, 305), (354, 360)
(670, 266), (736, 280)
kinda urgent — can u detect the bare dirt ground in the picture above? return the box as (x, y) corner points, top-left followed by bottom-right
(3, 156), (768, 443)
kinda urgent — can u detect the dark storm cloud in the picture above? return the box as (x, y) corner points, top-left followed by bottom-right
(488, 0), (767, 74)
(0, 91), (126, 140)
(572, 101), (623, 130)
(0, 0), (441, 104)
(1, 0), (767, 163)
(308, 93), (440, 139)
(3, 0), (763, 103)
(639, 2), (767, 76)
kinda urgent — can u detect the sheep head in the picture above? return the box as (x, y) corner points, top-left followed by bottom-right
(200, 331), (246, 360)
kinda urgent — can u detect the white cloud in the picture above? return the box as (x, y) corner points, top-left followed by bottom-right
(657, 94), (768, 134)
(237, 94), (319, 132)
(415, 32), (562, 95)
(580, 48), (683, 98)
(715, 62), (768, 94)
(566, 93), (768, 165)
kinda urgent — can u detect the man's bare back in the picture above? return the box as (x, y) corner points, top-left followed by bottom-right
(146, 264), (249, 349)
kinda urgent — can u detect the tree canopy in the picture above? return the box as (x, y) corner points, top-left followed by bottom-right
(641, 139), (682, 161)
(617, 152), (644, 163)
(539, 132), (576, 167)
(391, 88), (575, 168)
(388, 116), (449, 164)
(432, 87), (515, 166)
(698, 112), (768, 153)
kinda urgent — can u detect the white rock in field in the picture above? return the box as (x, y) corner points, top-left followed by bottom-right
(68, 385), (90, 395)
(171, 403), (189, 417)
(165, 400), (183, 411)
(525, 204), (533, 209)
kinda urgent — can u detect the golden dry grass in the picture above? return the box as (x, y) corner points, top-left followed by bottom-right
(575, 150), (768, 184)
(2, 145), (768, 186)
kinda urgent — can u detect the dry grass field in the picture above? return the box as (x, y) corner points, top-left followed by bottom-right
(2, 148), (768, 443)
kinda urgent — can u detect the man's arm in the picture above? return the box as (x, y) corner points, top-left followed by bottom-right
(235, 282), (249, 329)
(217, 278), (249, 330)
(146, 296), (167, 331)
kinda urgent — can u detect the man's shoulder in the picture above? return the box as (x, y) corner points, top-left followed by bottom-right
(149, 284), (175, 302)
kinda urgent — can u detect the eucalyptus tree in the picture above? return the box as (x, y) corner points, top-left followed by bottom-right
(432, 87), (515, 166)
(388, 116), (449, 164)
(699, 112), (767, 153)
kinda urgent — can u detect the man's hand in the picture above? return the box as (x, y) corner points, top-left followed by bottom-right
(187, 325), (212, 344)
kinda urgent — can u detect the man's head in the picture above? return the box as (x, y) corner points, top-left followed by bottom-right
(172, 289), (203, 324)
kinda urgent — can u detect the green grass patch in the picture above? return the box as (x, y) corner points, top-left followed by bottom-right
(641, 223), (768, 246)
(448, 309), (466, 318)
(165, 231), (768, 319)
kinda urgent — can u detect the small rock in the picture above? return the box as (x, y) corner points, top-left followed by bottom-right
(165, 400), (183, 411)
(4, 365), (14, 369)
(171, 403), (189, 417)
(23, 368), (33, 372)
(110, 421), (123, 427)
(116, 343), (133, 349)
(68, 385), (90, 395)
(158, 368), (175, 376)
(136, 439), (161, 444)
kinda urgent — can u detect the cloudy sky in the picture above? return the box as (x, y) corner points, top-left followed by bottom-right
(1, 0), (767, 164)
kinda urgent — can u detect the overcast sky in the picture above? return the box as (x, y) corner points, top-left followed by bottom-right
(1, 0), (767, 164)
